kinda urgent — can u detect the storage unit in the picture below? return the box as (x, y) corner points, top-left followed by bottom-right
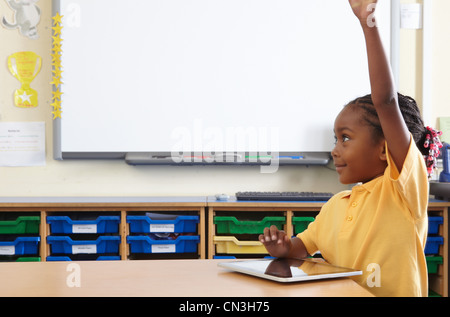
(0, 213), (41, 262)
(208, 200), (321, 259)
(211, 210), (284, 256)
(0, 197), (447, 296)
(127, 212), (201, 257)
(46, 212), (122, 261)
(427, 204), (447, 297)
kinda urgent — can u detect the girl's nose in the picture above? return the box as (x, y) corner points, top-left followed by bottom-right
(331, 144), (340, 159)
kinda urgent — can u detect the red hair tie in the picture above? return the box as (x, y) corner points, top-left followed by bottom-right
(424, 126), (443, 178)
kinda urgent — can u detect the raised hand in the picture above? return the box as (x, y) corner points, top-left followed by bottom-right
(349, 0), (378, 27)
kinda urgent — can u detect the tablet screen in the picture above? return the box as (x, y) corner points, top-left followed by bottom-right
(218, 258), (362, 283)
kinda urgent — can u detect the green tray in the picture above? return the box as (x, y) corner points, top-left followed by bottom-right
(292, 217), (315, 234)
(16, 257), (41, 262)
(426, 256), (443, 274)
(0, 216), (40, 234)
(214, 216), (285, 234)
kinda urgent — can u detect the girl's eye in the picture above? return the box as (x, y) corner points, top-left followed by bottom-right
(334, 135), (350, 144)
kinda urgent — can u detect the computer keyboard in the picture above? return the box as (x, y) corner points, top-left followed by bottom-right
(235, 191), (333, 201)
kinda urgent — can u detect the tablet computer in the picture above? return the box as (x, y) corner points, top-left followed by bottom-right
(218, 258), (362, 283)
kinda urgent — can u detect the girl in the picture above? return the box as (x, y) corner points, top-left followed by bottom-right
(259, 0), (442, 297)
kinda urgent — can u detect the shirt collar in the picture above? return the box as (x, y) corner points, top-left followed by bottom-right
(340, 175), (383, 198)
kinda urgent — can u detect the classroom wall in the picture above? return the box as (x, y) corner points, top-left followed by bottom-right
(429, 0), (450, 129)
(0, 0), (448, 198)
(397, 0), (450, 130)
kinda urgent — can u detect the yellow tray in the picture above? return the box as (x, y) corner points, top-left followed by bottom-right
(213, 236), (267, 254)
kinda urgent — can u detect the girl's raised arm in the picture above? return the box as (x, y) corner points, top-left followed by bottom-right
(349, 0), (410, 171)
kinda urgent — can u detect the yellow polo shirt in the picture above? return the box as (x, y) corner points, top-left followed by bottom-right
(298, 137), (429, 297)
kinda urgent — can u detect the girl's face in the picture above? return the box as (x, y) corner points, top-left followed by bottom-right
(331, 106), (388, 184)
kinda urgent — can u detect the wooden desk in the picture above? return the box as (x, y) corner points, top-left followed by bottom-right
(0, 259), (373, 297)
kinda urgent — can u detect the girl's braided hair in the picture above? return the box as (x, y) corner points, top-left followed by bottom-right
(346, 93), (443, 178)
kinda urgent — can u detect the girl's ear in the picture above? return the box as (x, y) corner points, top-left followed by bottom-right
(378, 141), (387, 162)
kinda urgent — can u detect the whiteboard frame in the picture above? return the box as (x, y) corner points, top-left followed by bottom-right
(52, 0), (400, 165)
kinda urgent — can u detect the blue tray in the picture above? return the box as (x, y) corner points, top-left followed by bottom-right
(0, 237), (40, 255)
(428, 217), (443, 235)
(47, 216), (120, 234)
(425, 236), (444, 255)
(127, 215), (199, 233)
(47, 236), (121, 254)
(127, 235), (199, 253)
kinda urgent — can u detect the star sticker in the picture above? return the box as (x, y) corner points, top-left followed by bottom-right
(52, 68), (63, 79)
(52, 24), (63, 36)
(52, 35), (63, 47)
(52, 109), (63, 119)
(50, 16), (64, 121)
(52, 88), (63, 100)
(51, 99), (62, 111)
(18, 91), (32, 103)
(51, 51), (61, 64)
(51, 62), (62, 71)
(51, 76), (63, 87)
(52, 40), (62, 52)
(52, 13), (63, 26)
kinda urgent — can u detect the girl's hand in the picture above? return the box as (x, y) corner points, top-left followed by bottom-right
(259, 225), (292, 258)
(349, 0), (378, 26)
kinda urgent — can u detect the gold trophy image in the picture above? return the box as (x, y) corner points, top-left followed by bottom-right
(7, 51), (42, 108)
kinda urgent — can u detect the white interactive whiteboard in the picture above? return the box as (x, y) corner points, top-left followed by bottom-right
(53, 0), (398, 165)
